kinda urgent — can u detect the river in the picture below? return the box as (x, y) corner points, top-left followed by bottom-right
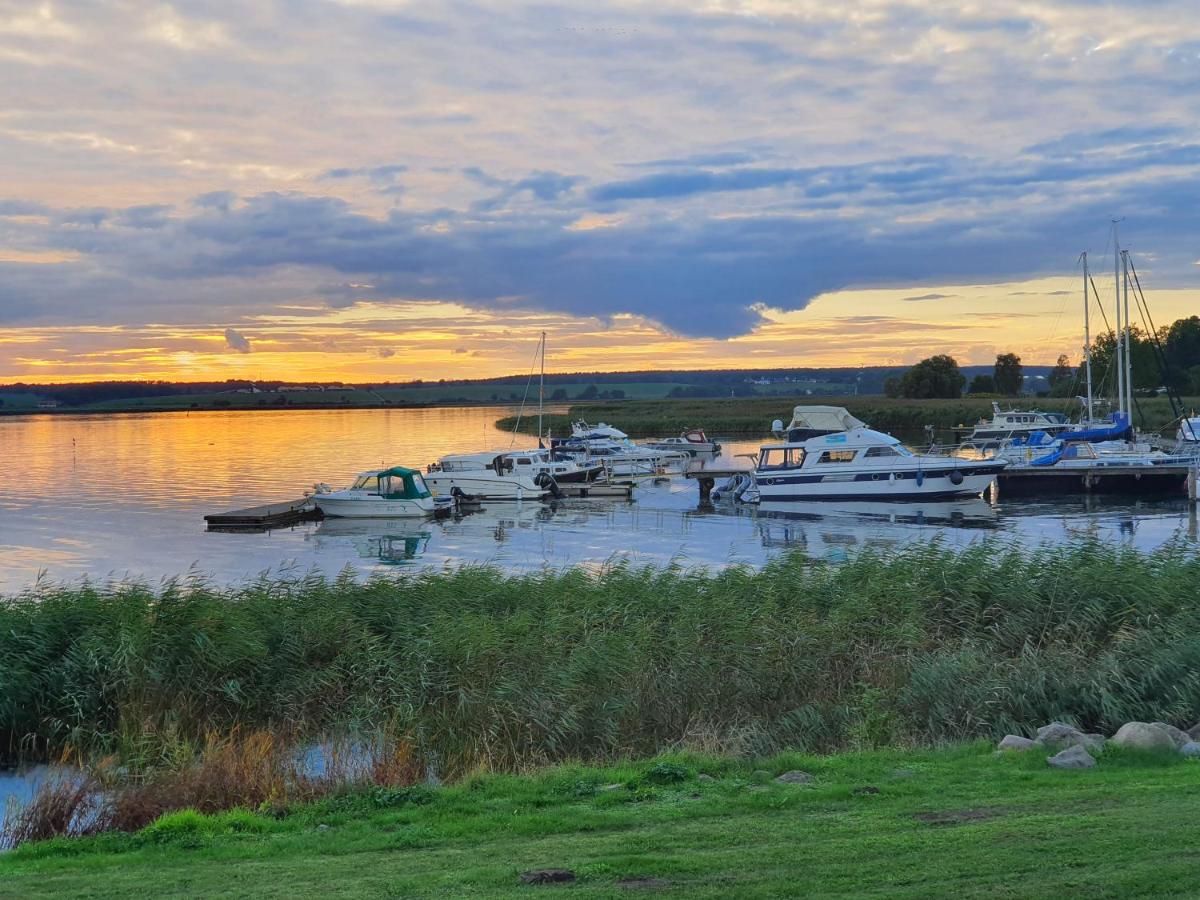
(0, 406), (1195, 594)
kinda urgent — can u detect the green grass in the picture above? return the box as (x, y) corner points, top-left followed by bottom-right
(500, 395), (1200, 437)
(4, 745), (1200, 897)
(6, 542), (1200, 774)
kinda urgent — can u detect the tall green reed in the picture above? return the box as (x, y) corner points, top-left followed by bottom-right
(3, 541), (1199, 773)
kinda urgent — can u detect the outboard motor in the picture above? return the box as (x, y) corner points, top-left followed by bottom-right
(534, 472), (564, 499)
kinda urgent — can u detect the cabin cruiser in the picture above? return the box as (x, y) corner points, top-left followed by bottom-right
(501, 449), (603, 484)
(571, 420), (629, 441)
(312, 466), (441, 518)
(964, 402), (1071, 446)
(645, 428), (721, 455)
(551, 433), (687, 476)
(753, 427), (1005, 501)
(425, 451), (552, 500)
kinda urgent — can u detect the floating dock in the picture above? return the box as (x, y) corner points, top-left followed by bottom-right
(557, 482), (635, 500)
(995, 463), (1194, 497)
(205, 499), (322, 531)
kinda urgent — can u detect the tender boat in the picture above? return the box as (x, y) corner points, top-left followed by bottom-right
(425, 451), (552, 500)
(753, 427), (1005, 501)
(312, 466), (439, 518)
(645, 428), (721, 455)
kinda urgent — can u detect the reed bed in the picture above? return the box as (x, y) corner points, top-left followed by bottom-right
(499, 395), (1200, 437)
(3, 542), (1200, 779)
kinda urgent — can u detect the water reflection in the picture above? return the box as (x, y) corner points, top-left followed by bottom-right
(0, 408), (1195, 593)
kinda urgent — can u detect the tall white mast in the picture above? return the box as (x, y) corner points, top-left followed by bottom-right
(1083, 252), (1094, 423)
(1113, 221), (1125, 417)
(1122, 249), (1133, 423)
(537, 331), (545, 446)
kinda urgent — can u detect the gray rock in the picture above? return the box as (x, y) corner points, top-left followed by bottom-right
(1035, 722), (1105, 752)
(1187, 722), (1200, 742)
(697, 774), (716, 782)
(317, 823), (330, 831)
(599, 783), (625, 792)
(1046, 745), (1096, 770)
(1151, 722), (1191, 749)
(997, 734), (1039, 751)
(1112, 721), (1177, 752)
(775, 770), (815, 785)
(1181, 741), (1200, 758)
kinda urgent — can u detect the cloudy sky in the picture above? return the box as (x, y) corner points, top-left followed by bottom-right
(2, 0), (1199, 382)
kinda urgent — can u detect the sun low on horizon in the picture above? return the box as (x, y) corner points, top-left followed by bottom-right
(2, 1), (1199, 384)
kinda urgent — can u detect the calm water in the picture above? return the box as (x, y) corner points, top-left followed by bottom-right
(0, 407), (1195, 594)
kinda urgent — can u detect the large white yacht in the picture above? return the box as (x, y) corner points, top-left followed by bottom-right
(424, 452), (551, 500)
(312, 466), (439, 518)
(753, 427), (1005, 501)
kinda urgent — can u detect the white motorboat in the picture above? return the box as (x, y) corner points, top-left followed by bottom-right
(753, 427), (1005, 501)
(570, 420), (629, 441)
(312, 466), (439, 518)
(964, 402), (1072, 446)
(425, 451), (551, 500)
(645, 428), (721, 455)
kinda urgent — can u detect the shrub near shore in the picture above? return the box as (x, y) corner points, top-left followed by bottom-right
(4, 542), (1200, 776)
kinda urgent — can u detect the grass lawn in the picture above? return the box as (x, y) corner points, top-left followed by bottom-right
(3, 743), (1197, 898)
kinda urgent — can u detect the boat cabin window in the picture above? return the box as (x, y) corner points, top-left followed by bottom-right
(759, 447), (804, 469)
(864, 446), (899, 458)
(817, 449), (858, 464)
(352, 475), (380, 492)
(516, 457), (531, 465)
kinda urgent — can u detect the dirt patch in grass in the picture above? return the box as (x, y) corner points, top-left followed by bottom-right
(913, 807), (1008, 826)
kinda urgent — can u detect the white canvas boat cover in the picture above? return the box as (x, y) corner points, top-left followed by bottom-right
(785, 406), (867, 433)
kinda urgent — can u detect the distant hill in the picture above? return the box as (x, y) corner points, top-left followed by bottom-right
(0, 365), (1055, 412)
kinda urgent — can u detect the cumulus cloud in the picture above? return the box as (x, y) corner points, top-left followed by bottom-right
(3, 0), (1200, 342)
(224, 327), (251, 353)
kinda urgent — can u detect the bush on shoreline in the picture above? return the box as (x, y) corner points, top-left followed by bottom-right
(3, 542), (1200, 778)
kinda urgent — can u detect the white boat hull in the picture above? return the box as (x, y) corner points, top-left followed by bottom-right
(754, 462), (1002, 501)
(314, 494), (435, 518)
(423, 472), (547, 500)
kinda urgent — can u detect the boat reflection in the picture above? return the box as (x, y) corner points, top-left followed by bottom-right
(314, 518), (433, 566)
(744, 498), (999, 560)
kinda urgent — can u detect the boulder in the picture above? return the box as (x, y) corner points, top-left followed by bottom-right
(1187, 722), (1200, 742)
(1181, 742), (1200, 758)
(1035, 723), (1102, 752)
(1151, 722), (1191, 750)
(1046, 745), (1096, 770)
(697, 774), (717, 783)
(1111, 722), (1177, 752)
(775, 770), (815, 785)
(997, 735), (1040, 752)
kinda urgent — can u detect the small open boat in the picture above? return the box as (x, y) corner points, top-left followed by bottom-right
(312, 466), (439, 518)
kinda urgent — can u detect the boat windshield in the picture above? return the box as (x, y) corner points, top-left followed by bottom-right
(351, 475), (380, 491)
(759, 447), (804, 469)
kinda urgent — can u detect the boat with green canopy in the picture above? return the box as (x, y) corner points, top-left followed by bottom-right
(312, 466), (439, 518)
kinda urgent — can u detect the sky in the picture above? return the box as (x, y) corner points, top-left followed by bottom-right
(1, 1), (1199, 383)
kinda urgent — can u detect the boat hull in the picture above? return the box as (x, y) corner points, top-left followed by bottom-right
(754, 463), (1002, 501)
(314, 495), (435, 518)
(423, 472), (548, 500)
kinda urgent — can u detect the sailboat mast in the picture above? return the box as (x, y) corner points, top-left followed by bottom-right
(1083, 252), (1093, 422)
(1113, 222), (1125, 417)
(537, 330), (545, 446)
(1122, 250), (1133, 422)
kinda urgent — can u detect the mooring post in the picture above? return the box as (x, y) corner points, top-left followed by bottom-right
(1189, 465), (1198, 505)
(698, 476), (714, 508)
